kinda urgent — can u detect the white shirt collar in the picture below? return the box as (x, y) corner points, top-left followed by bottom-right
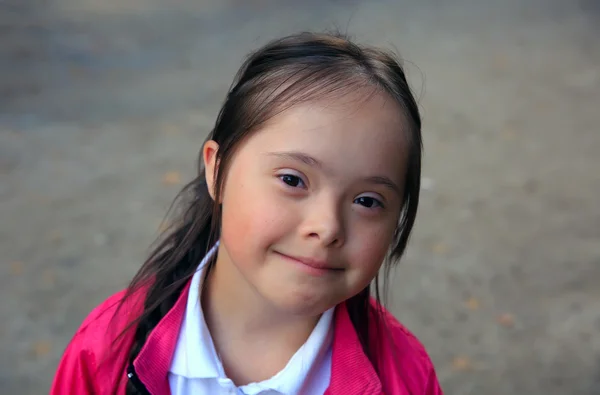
(169, 242), (335, 394)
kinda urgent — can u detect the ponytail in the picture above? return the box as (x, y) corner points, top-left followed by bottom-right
(113, 174), (219, 394)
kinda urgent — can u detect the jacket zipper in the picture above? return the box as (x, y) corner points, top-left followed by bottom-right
(127, 364), (151, 395)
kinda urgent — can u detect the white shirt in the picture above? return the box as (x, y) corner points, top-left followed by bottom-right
(168, 243), (334, 395)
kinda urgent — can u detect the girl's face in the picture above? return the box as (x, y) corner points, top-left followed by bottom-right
(205, 91), (409, 316)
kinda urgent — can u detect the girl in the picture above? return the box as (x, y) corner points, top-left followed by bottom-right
(51, 32), (443, 395)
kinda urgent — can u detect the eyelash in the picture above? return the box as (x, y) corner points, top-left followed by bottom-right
(354, 196), (384, 209)
(277, 173), (385, 209)
(279, 173), (307, 189)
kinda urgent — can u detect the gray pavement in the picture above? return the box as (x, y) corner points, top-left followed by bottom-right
(1, 1), (599, 394)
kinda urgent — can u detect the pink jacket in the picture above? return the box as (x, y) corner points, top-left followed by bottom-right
(51, 279), (443, 394)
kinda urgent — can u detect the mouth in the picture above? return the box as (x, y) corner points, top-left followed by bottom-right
(274, 251), (344, 275)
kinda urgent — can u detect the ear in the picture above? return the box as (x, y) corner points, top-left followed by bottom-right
(202, 140), (220, 201)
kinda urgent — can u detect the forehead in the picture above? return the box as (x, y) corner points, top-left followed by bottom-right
(242, 91), (409, 179)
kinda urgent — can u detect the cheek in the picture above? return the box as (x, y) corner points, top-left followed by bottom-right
(220, 176), (295, 258)
(348, 223), (395, 280)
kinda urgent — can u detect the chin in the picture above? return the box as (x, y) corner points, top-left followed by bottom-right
(265, 289), (338, 317)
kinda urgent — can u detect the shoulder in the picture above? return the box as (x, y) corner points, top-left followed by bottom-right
(371, 300), (431, 362)
(79, 289), (129, 331)
(370, 299), (443, 394)
(72, 288), (139, 350)
(51, 288), (145, 394)
(75, 286), (148, 354)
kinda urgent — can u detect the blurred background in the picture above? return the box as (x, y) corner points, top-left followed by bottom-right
(1, 0), (599, 394)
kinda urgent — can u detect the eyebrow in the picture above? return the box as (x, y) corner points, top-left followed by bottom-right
(265, 151), (324, 169)
(365, 176), (403, 196)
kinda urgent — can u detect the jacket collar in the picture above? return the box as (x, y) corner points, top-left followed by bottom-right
(325, 304), (382, 395)
(133, 277), (192, 395)
(133, 276), (382, 395)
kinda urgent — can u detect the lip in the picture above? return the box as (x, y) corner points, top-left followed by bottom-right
(275, 251), (342, 275)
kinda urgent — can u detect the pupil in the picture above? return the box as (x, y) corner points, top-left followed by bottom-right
(283, 175), (299, 186)
(360, 197), (373, 207)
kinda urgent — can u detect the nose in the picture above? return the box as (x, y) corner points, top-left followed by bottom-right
(300, 197), (345, 248)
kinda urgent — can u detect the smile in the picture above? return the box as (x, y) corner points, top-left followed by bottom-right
(274, 251), (343, 276)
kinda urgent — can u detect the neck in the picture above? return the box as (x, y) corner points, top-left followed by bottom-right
(201, 245), (321, 385)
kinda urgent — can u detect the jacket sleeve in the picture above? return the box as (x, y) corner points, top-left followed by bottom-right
(50, 331), (99, 395)
(426, 366), (444, 395)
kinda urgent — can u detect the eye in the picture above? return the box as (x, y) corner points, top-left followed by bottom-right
(354, 196), (383, 209)
(279, 174), (306, 188)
